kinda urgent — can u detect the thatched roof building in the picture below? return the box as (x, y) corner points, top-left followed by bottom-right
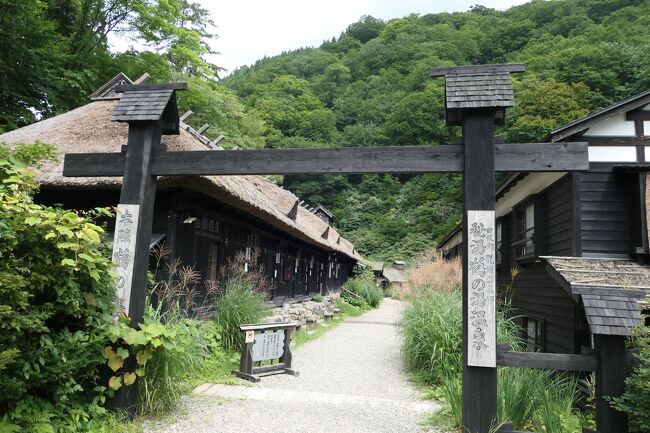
(0, 74), (360, 263)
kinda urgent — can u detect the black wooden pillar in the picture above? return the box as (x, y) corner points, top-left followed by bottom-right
(111, 123), (160, 412)
(595, 335), (629, 433)
(462, 110), (498, 433)
(120, 123), (160, 325)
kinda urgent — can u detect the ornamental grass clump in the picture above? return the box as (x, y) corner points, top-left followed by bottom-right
(399, 250), (461, 299)
(213, 251), (270, 351)
(342, 270), (382, 309)
(399, 269), (584, 432)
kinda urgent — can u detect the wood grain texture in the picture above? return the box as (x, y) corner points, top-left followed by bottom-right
(430, 63), (526, 76)
(462, 111), (498, 433)
(63, 143), (589, 177)
(496, 349), (598, 371)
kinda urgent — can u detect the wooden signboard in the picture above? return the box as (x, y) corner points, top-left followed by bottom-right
(111, 204), (140, 315)
(467, 210), (496, 368)
(252, 330), (285, 361)
(233, 322), (299, 383)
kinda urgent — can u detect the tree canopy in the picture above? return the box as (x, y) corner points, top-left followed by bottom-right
(222, 0), (650, 260)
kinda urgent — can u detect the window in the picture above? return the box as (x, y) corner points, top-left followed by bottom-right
(523, 317), (544, 352)
(207, 241), (219, 281)
(282, 256), (292, 282)
(513, 202), (535, 259)
(196, 216), (220, 239)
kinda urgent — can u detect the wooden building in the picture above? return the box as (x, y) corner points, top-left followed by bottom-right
(0, 73), (361, 302)
(439, 89), (650, 355)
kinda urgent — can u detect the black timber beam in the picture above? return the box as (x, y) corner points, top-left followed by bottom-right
(496, 347), (598, 371)
(430, 63), (525, 77)
(115, 83), (188, 92)
(63, 143), (589, 177)
(626, 110), (650, 121)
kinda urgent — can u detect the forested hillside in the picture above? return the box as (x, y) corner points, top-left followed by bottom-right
(2, 0), (650, 261)
(222, 0), (650, 260)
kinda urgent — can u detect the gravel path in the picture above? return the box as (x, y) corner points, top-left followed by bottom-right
(145, 298), (439, 433)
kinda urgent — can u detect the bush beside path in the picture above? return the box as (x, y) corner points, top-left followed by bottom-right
(145, 298), (439, 433)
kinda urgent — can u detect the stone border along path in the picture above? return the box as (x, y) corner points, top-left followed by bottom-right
(145, 298), (440, 433)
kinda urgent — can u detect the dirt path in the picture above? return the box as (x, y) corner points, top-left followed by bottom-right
(146, 298), (439, 433)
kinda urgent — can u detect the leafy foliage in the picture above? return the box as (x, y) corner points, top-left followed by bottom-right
(223, 0), (650, 260)
(0, 0), (218, 132)
(608, 325), (650, 433)
(0, 143), (116, 431)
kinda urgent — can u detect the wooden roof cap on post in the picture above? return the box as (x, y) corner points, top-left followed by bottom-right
(430, 63), (525, 126)
(112, 82), (188, 135)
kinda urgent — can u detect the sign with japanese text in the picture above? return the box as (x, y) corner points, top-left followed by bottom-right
(252, 331), (285, 361)
(467, 210), (496, 368)
(112, 204), (140, 315)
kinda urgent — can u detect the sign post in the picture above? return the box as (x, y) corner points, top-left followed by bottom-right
(233, 322), (299, 382)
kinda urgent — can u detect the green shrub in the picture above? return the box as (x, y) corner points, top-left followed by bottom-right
(608, 325), (650, 433)
(342, 271), (382, 309)
(0, 143), (116, 430)
(312, 295), (324, 302)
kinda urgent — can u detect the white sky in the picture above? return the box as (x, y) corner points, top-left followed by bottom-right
(110, 0), (530, 75)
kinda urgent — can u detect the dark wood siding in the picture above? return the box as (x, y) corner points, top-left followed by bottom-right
(38, 187), (355, 302)
(510, 263), (578, 354)
(579, 165), (630, 256)
(543, 174), (574, 256)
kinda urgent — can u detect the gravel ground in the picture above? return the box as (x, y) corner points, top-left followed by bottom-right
(144, 298), (439, 433)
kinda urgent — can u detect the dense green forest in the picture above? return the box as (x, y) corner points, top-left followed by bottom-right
(2, 0), (650, 261)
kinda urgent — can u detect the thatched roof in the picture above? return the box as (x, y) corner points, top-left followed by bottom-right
(0, 97), (361, 261)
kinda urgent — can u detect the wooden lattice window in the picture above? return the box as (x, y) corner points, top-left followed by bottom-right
(513, 202), (535, 260)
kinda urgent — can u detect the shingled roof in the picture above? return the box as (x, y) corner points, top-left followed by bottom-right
(444, 73), (515, 110)
(543, 256), (649, 336)
(430, 63), (524, 125)
(382, 267), (405, 284)
(0, 75), (361, 262)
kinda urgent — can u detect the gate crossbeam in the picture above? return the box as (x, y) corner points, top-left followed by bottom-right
(63, 142), (587, 177)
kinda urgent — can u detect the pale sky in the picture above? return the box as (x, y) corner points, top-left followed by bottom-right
(111, 0), (530, 75)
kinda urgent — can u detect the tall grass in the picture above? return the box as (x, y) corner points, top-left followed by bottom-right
(136, 310), (211, 415)
(213, 251), (270, 351)
(342, 271), (383, 309)
(399, 253), (582, 432)
(399, 250), (461, 299)
(400, 290), (463, 384)
(214, 277), (269, 350)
